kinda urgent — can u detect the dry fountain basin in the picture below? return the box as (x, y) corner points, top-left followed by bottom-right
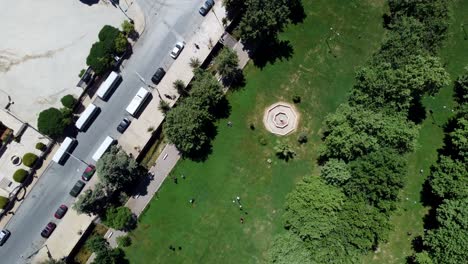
(263, 102), (299, 136)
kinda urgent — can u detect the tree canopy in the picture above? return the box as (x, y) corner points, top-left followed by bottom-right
(319, 104), (418, 162)
(73, 183), (109, 215)
(97, 146), (139, 193)
(214, 47), (239, 81)
(103, 206), (134, 231)
(37, 107), (67, 138)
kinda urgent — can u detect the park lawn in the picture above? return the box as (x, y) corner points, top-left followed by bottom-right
(364, 1), (468, 263)
(125, 0), (386, 263)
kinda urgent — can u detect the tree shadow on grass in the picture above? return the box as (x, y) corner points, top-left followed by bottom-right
(289, 0), (307, 25)
(212, 97), (231, 120)
(248, 38), (294, 69)
(407, 95), (426, 124)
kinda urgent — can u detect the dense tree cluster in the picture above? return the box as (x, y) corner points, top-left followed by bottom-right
(164, 71), (224, 156)
(86, 25), (129, 75)
(414, 71), (468, 264)
(270, 0), (452, 262)
(74, 146), (140, 216)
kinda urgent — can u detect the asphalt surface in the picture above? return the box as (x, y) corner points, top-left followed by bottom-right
(0, 0), (205, 262)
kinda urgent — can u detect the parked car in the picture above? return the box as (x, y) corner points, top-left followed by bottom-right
(81, 165), (96, 181)
(0, 229), (11, 246)
(69, 180), (86, 197)
(40, 222), (56, 238)
(170, 42), (185, 59)
(199, 0), (215, 16)
(151, 68), (166, 84)
(117, 118), (131, 133)
(54, 205), (68, 219)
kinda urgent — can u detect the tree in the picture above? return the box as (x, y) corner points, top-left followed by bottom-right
(411, 252), (434, 264)
(335, 199), (391, 252)
(428, 155), (468, 201)
(319, 104), (418, 162)
(388, 0), (449, 52)
(86, 235), (109, 254)
(320, 159), (351, 186)
(86, 41), (113, 75)
(239, 0), (291, 43)
(268, 232), (312, 264)
(454, 69), (468, 105)
(60, 94), (76, 109)
(283, 176), (344, 242)
(214, 47), (239, 81)
(37, 108), (66, 138)
(97, 146), (139, 193)
(345, 149), (406, 212)
(121, 20), (135, 36)
(190, 72), (224, 113)
(164, 102), (211, 155)
(350, 55), (449, 112)
(274, 142), (296, 161)
(447, 117), (468, 161)
(98, 25), (120, 43)
(189, 57), (201, 69)
(114, 33), (128, 54)
(73, 183), (109, 215)
(92, 248), (127, 264)
(103, 206), (134, 231)
(423, 198), (468, 264)
(158, 100), (171, 115)
(173, 79), (187, 96)
(117, 235), (132, 247)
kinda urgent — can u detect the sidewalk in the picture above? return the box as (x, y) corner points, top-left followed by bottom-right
(118, 1), (227, 157)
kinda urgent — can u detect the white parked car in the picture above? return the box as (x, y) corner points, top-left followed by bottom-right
(0, 229), (11, 246)
(170, 42), (185, 59)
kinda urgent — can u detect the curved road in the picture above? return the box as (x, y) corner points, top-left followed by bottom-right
(0, 0), (205, 263)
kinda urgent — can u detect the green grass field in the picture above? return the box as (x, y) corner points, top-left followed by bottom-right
(365, 1), (468, 263)
(125, 1), (386, 263)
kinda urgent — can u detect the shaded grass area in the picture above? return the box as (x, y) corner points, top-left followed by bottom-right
(125, 0), (386, 263)
(364, 1), (468, 263)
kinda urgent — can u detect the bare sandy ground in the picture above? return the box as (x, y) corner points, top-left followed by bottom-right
(0, 0), (125, 126)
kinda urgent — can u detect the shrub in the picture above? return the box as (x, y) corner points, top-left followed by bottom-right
(79, 69), (86, 78)
(258, 136), (267, 146)
(13, 169), (28, 183)
(35, 142), (46, 151)
(297, 133), (308, 144)
(114, 33), (128, 54)
(121, 20), (135, 36)
(103, 206), (134, 231)
(292, 95), (301, 104)
(37, 108), (66, 138)
(98, 25), (120, 43)
(0, 196), (8, 209)
(117, 235), (132, 247)
(158, 100), (171, 115)
(22, 153), (38, 167)
(61, 95), (76, 109)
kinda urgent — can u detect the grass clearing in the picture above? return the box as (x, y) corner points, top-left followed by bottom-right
(364, 1), (468, 263)
(126, 0), (386, 263)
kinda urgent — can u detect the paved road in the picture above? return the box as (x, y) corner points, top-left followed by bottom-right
(0, 0), (205, 263)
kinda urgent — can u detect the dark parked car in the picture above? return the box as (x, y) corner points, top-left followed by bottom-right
(40, 222), (56, 238)
(199, 0), (215, 16)
(0, 229), (11, 246)
(81, 165), (96, 181)
(54, 205), (68, 219)
(117, 118), (131, 133)
(151, 68), (166, 84)
(69, 180), (85, 197)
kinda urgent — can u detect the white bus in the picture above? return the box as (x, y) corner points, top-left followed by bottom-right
(75, 103), (99, 131)
(96, 71), (121, 100)
(126, 87), (150, 116)
(52, 137), (76, 164)
(92, 136), (115, 162)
